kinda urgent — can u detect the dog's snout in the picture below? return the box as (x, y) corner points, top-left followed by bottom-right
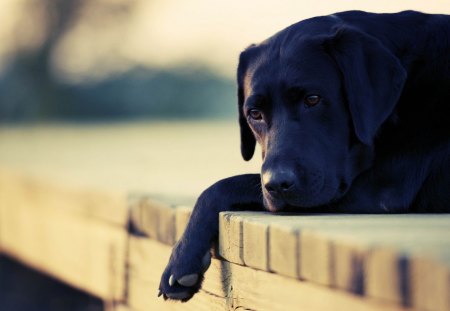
(263, 170), (296, 195)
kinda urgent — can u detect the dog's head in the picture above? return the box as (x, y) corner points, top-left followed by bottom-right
(238, 18), (406, 211)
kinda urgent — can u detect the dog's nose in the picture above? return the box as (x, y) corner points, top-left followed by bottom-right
(263, 170), (296, 195)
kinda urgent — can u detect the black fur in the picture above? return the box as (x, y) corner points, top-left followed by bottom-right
(159, 10), (450, 301)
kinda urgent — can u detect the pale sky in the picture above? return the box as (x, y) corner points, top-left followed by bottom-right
(125, 0), (450, 77)
(1, 0), (450, 82)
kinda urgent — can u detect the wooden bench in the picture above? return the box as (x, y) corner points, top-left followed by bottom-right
(128, 196), (450, 311)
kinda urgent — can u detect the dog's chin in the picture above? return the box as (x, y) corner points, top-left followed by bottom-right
(263, 191), (337, 212)
(263, 196), (287, 212)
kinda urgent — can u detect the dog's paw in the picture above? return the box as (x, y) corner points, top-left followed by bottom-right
(158, 244), (211, 302)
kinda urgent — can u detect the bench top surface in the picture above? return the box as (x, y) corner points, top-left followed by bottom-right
(130, 196), (450, 311)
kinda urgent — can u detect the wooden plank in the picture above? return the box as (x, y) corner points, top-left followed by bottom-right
(128, 195), (196, 245)
(219, 211), (273, 269)
(129, 277), (227, 311)
(332, 239), (366, 295)
(128, 236), (416, 311)
(0, 216), (127, 302)
(110, 304), (134, 311)
(242, 213), (274, 271)
(129, 196), (176, 245)
(324, 218), (450, 296)
(299, 228), (333, 286)
(328, 231), (450, 306)
(276, 216), (450, 306)
(0, 179), (128, 301)
(270, 215), (352, 283)
(128, 236), (227, 311)
(226, 213), (352, 284)
(108, 304), (133, 311)
(289, 215), (450, 290)
(175, 206), (193, 241)
(269, 221), (299, 278)
(268, 214), (362, 285)
(218, 212), (450, 309)
(218, 212), (245, 265)
(299, 223), (450, 307)
(410, 253), (450, 311)
(365, 240), (450, 310)
(0, 169), (128, 227)
(226, 213), (351, 284)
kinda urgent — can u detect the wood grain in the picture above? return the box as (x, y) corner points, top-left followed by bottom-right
(0, 169), (128, 226)
(175, 206), (193, 242)
(410, 252), (450, 311)
(129, 196), (177, 245)
(128, 236), (227, 311)
(242, 213), (274, 271)
(269, 222), (299, 278)
(128, 236), (416, 311)
(218, 212), (245, 265)
(217, 212), (450, 309)
(0, 170), (128, 301)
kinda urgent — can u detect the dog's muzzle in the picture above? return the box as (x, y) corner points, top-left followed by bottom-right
(262, 168), (325, 211)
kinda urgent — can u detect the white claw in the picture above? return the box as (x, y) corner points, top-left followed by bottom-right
(202, 251), (211, 272)
(169, 274), (176, 286)
(178, 273), (199, 286)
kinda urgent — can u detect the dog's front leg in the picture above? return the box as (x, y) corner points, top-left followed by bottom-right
(159, 173), (262, 301)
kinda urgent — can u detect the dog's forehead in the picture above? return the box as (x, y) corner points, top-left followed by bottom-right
(243, 51), (269, 97)
(244, 39), (336, 94)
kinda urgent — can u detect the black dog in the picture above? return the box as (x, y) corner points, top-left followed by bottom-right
(159, 10), (450, 301)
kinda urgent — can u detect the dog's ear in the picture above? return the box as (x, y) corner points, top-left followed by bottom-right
(324, 27), (407, 145)
(237, 48), (256, 161)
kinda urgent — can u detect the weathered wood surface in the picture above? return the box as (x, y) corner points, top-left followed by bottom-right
(218, 212), (450, 311)
(128, 195), (195, 245)
(0, 169), (129, 302)
(128, 236), (416, 311)
(128, 197), (450, 311)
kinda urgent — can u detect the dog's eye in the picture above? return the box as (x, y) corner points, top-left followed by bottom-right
(304, 95), (321, 107)
(248, 109), (263, 120)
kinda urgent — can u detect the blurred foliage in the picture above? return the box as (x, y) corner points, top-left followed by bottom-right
(60, 67), (235, 120)
(0, 0), (236, 123)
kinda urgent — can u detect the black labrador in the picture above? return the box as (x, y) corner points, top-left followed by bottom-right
(159, 10), (450, 301)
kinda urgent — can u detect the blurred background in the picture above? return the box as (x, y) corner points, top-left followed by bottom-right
(1, 1), (449, 310)
(1, 0), (449, 123)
